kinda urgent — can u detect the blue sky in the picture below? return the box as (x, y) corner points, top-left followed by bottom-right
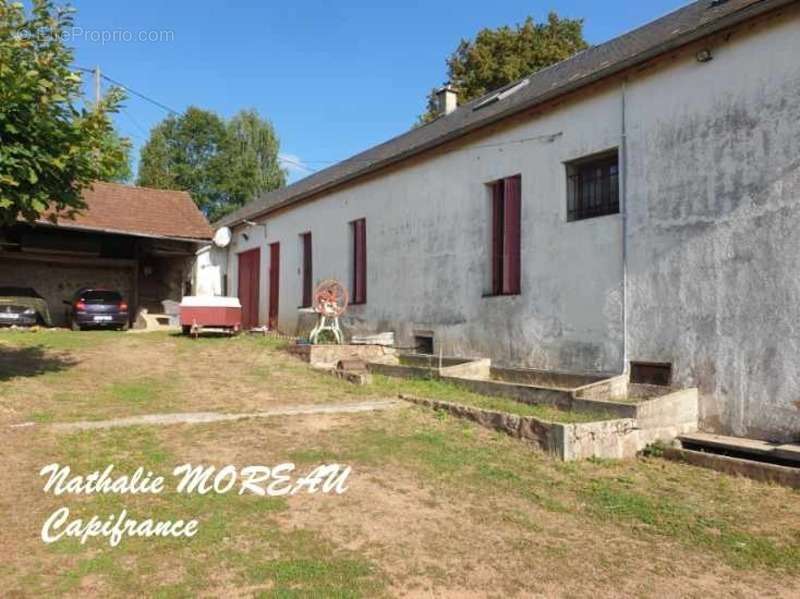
(68, 0), (688, 182)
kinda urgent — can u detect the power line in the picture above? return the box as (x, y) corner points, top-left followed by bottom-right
(74, 66), (180, 115)
(101, 72), (180, 115)
(73, 65), (564, 172)
(279, 155), (317, 173)
(284, 132), (564, 170)
(120, 107), (151, 139)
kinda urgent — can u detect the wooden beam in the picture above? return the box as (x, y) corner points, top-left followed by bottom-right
(0, 250), (135, 269)
(133, 240), (141, 326)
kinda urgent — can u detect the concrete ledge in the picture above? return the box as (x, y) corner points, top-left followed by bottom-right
(398, 354), (477, 368)
(556, 418), (640, 461)
(441, 358), (491, 380)
(399, 393), (557, 453)
(368, 362), (438, 380)
(399, 394), (639, 461)
(491, 366), (606, 388)
(679, 431), (800, 465)
(440, 375), (574, 409)
(574, 374), (629, 402)
(368, 357), (699, 458)
(664, 447), (800, 489)
(289, 344), (395, 369)
(635, 388), (698, 434)
(570, 397), (638, 419)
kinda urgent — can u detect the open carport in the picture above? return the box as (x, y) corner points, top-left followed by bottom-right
(0, 181), (212, 327)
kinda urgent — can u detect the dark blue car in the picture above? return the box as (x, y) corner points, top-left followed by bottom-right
(65, 288), (130, 331)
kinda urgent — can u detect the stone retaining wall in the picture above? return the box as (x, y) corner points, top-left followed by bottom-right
(441, 358), (491, 380)
(364, 354), (699, 459)
(399, 394), (643, 461)
(573, 375), (630, 402)
(370, 356), (698, 456)
(289, 344), (395, 369)
(368, 362), (438, 380)
(664, 447), (800, 489)
(440, 376), (574, 410)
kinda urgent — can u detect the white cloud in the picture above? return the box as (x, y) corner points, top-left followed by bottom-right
(279, 153), (314, 183)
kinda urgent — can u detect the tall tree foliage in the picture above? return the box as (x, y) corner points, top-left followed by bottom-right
(137, 107), (285, 221)
(214, 109), (284, 220)
(97, 129), (132, 183)
(0, 0), (130, 225)
(419, 13), (587, 124)
(137, 107), (228, 212)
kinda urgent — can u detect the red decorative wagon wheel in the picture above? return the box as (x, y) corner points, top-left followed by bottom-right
(313, 279), (349, 318)
(310, 279), (348, 344)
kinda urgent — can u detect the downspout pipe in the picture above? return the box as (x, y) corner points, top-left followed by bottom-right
(621, 78), (629, 375)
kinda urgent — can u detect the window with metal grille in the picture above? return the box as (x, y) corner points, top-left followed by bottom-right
(350, 218), (367, 304)
(300, 232), (312, 308)
(566, 150), (620, 221)
(489, 175), (521, 296)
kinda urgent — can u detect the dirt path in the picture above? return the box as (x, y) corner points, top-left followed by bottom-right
(35, 399), (403, 432)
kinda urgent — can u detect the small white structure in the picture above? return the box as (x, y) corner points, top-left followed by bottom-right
(194, 245), (228, 297)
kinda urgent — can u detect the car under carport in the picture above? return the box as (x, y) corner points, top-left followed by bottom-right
(0, 181), (212, 328)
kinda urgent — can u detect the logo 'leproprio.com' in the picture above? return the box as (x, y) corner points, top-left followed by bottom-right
(16, 27), (175, 45)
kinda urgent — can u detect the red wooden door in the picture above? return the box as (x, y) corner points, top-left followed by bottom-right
(268, 242), (280, 330)
(237, 248), (260, 330)
(301, 233), (312, 308)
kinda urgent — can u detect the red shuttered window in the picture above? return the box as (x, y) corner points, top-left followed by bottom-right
(351, 218), (367, 304)
(490, 175), (521, 296)
(300, 232), (313, 308)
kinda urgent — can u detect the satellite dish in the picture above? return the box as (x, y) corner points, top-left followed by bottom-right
(212, 226), (232, 248)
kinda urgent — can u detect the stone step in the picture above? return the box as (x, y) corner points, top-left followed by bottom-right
(664, 447), (800, 489)
(679, 432), (800, 466)
(134, 312), (178, 331)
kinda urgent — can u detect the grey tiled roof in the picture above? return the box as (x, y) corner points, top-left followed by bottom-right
(218, 0), (791, 227)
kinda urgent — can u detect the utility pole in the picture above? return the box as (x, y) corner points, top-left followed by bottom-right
(92, 65), (101, 170)
(93, 65), (101, 106)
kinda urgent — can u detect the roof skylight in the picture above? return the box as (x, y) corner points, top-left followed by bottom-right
(473, 78), (530, 111)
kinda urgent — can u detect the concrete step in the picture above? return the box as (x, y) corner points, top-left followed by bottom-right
(664, 447), (800, 489)
(134, 312), (179, 331)
(679, 432), (800, 466)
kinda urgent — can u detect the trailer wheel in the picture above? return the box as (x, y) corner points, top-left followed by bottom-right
(181, 325), (191, 335)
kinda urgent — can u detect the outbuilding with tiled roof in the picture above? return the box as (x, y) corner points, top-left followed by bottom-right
(1, 182), (212, 327)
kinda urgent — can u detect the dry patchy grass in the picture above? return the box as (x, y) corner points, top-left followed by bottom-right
(1, 330), (383, 425)
(1, 330), (799, 597)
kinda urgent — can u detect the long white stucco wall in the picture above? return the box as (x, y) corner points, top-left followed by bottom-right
(624, 9), (800, 441)
(223, 7), (800, 441)
(228, 87), (625, 374)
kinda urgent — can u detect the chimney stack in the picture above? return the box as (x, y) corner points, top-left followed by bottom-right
(435, 84), (458, 116)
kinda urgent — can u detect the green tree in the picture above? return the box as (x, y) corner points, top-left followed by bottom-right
(137, 106), (227, 211)
(97, 128), (132, 183)
(137, 107), (285, 220)
(0, 0), (129, 225)
(210, 109), (285, 221)
(419, 13), (587, 123)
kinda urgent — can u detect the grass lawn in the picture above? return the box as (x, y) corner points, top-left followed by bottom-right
(1, 329), (799, 597)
